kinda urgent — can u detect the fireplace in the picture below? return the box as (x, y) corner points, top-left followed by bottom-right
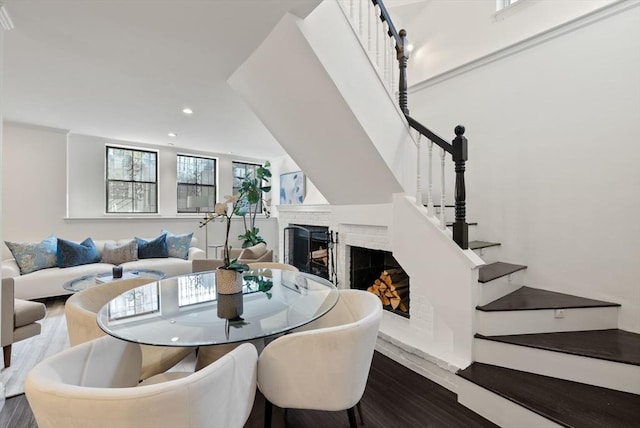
(283, 225), (332, 280)
(350, 246), (409, 318)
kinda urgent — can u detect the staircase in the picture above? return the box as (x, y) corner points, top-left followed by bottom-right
(229, 1), (639, 424)
(454, 224), (640, 427)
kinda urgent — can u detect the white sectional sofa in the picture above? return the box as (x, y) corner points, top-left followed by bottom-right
(2, 238), (205, 300)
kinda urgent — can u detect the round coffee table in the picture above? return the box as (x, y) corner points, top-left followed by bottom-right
(63, 269), (165, 292)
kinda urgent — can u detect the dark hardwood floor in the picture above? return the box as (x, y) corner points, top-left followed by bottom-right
(1, 352), (496, 428)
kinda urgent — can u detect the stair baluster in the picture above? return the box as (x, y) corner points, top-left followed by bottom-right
(439, 147), (446, 230)
(367, 1), (372, 52)
(415, 131), (422, 206)
(358, 0), (363, 37)
(427, 139), (434, 217)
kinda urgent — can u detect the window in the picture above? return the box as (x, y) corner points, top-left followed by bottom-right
(177, 154), (216, 213)
(497, 0), (520, 11)
(232, 161), (263, 213)
(232, 161), (260, 197)
(106, 146), (158, 213)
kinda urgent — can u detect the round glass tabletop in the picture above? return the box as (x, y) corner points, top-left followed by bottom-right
(96, 269), (339, 347)
(63, 269), (166, 292)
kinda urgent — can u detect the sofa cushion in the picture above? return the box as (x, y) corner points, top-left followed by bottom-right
(14, 299), (46, 328)
(238, 242), (267, 260)
(57, 238), (101, 268)
(5, 235), (58, 275)
(136, 235), (168, 259)
(161, 229), (193, 260)
(101, 240), (138, 265)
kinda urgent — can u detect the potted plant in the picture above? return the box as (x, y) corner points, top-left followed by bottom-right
(200, 195), (249, 294)
(236, 161), (272, 248)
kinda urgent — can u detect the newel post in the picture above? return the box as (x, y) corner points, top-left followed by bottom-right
(452, 125), (468, 249)
(396, 29), (409, 115)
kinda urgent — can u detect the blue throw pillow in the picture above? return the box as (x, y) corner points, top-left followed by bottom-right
(136, 234), (168, 259)
(5, 235), (58, 274)
(161, 229), (193, 260)
(57, 237), (100, 268)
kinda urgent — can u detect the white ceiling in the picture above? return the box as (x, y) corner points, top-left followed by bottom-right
(2, 0), (426, 160)
(2, 0), (321, 160)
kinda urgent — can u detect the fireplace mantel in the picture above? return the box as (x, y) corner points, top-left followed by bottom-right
(276, 204), (332, 214)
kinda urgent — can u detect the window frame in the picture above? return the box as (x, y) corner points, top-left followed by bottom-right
(232, 161), (264, 214)
(105, 145), (159, 214)
(176, 154), (217, 214)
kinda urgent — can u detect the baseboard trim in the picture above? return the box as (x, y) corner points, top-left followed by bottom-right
(375, 331), (461, 393)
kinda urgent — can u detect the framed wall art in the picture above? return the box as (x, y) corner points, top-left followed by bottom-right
(279, 171), (305, 205)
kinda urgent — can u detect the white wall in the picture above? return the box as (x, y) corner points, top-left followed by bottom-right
(404, 0), (620, 84)
(409, 2), (640, 332)
(270, 154), (328, 218)
(2, 122), (279, 260)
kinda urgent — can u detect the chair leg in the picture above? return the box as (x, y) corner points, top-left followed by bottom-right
(347, 406), (357, 428)
(356, 401), (364, 425)
(3, 345), (11, 368)
(264, 399), (273, 428)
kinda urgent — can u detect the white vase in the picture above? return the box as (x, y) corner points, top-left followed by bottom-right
(216, 267), (243, 295)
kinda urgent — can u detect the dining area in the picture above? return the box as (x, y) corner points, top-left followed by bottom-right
(23, 265), (383, 428)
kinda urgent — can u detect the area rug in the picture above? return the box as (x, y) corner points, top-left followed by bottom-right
(0, 297), (69, 398)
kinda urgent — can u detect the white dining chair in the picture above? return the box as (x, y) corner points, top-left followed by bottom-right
(64, 277), (195, 380)
(25, 335), (258, 428)
(257, 289), (382, 428)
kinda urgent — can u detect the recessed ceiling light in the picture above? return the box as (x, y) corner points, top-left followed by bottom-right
(182, 108), (193, 115)
(168, 132), (177, 137)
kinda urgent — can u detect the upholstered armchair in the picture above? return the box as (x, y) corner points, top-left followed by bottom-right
(1, 277), (46, 368)
(192, 243), (273, 273)
(258, 289), (383, 428)
(246, 262), (298, 271)
(25, 335), (258, 428)
(64, 277), (195, 380)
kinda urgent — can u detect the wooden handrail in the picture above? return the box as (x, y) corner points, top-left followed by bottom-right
(372, 0), (401, 43)
(405, 115), (453, 153)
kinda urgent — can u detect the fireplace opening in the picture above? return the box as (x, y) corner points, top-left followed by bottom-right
(350, 246), (409, 318)
(283, 225), (332, 280)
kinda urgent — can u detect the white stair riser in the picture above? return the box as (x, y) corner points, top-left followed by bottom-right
(476, 306), (619, 336)
(476, 271), (525, 306)
(457, 378), (562, 428)
(472, 245), (501, 264)
(474, 339), (640, 394)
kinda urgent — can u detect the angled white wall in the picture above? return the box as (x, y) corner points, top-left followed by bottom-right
(228, 8), (407, 205)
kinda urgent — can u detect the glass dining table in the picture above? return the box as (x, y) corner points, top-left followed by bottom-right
(96, 268), (339, 347)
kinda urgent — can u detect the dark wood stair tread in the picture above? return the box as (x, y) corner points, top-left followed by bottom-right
(469, 240), (501, 250)
(475, 329), (640, 366)
(457, 363), (640, 428)
(477, 286), (621, 311)
(478, 262), (527, 283)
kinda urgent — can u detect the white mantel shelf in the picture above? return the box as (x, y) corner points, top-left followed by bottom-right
(276, 204), (333, 213)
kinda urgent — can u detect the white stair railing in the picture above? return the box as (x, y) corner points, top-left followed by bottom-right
(338, 0), (399, 99)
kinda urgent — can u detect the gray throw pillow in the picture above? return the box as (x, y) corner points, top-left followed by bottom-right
(101, 240), (138, 265)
